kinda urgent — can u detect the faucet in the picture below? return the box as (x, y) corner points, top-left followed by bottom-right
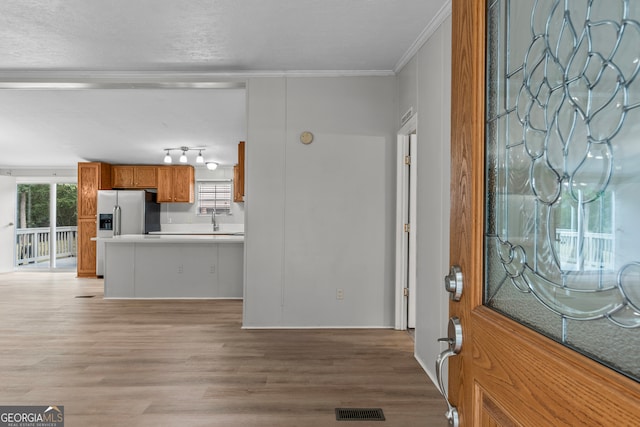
(211, 209), (219, 231)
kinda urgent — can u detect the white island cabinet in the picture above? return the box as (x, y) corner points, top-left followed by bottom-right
(102, 235), (243, 298)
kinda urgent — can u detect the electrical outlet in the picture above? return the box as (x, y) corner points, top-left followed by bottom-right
(210, 265), (216, 274)
(178, 265), (183, 274)
(336, 289), (344, 300)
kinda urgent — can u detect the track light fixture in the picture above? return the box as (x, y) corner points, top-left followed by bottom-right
(162, 146), (212, 166)
(179, 149), (188, 163)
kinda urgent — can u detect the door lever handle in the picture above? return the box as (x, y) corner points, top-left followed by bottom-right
(436, 317), (462, 427)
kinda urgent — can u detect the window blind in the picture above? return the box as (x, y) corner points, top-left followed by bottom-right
(197, 182), (232, 215)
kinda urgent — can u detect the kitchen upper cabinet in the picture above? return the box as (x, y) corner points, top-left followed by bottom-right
(112, 165), (157, 188)
(135, 166), (157, 187)
(78, 162), (112, 218)
(111, 166), (133, 188)
(157, 165), (195, 203)
(233, 141), (245, 202)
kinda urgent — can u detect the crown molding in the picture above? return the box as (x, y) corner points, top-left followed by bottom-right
(0, 72), (246, 89)
(237, 70), (396, 78)
(0, 69), (396, 88)
(393, 0), (452, 73)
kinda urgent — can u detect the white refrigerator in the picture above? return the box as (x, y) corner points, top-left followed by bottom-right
(96, 190), (160, 276)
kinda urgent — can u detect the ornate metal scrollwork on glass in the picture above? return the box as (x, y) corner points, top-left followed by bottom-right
(486, 0), (640, 381)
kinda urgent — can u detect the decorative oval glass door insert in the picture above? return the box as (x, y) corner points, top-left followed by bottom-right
(485, 0), (640, 381)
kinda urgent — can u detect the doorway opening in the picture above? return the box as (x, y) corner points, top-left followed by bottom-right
(16, 182), (78, 271)
(395, 115), (417, 331)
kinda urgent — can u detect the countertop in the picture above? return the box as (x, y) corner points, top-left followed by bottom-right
(96, 234), (244, 244)
(148, 231), (244, 236)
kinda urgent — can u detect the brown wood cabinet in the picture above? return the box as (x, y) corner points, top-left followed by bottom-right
(233, 141), (245, 202)
(111, 166), (133, 188)
(78, 162), (111, 218)
(157, 165), (195, 203)
(135, 166), (157, 188)
(77, 162), (111, 277)
(77, 218), (98, 276)
(112, 165), (157, 188)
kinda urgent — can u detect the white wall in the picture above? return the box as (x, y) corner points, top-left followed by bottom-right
(0, 168), (76, 178)
(244, 76), (397, 327)
(397, 16), (452, 381)
(398, 55), (418, 124)
(244, 77), (287, 325)
(0, 175), (17, 273)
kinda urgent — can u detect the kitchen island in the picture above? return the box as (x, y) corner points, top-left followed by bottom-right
(101, 234), (243, 298)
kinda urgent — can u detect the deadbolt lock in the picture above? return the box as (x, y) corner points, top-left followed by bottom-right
(444, 265), (463, 301)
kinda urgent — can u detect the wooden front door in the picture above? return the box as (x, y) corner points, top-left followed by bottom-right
(448, 0), (640, 425)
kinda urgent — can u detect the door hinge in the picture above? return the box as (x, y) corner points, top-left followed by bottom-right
(404, 155), (411, 165)
(403, 287), (409, 297)
(404, 223), (410, 233)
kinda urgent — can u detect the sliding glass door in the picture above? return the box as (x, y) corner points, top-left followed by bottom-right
(16, 183), (77, 270)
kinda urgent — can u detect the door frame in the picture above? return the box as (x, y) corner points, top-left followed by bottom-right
(0, 175), (17, 273)
(449, 0), (640, 425)
(395, 114), (417, 330)
(16, 176), (78, 271)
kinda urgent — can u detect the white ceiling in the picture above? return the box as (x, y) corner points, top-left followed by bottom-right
(0, 0), (450, 169)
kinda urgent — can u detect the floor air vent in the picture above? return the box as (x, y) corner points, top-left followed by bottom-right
(74, 295), (95, 298)
(335, 408), (385, 421)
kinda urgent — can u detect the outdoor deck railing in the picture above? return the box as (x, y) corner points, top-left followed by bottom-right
(16, 226), (78, 266)
(555, 229), (614, 271)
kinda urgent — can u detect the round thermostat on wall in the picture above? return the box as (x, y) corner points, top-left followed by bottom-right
(300, 131), (314, 144)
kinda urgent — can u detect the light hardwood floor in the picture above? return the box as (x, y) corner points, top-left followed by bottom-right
(0, 272), (447, 427)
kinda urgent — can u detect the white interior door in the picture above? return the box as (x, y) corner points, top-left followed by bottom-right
(395, 134), (410, 330)
(395, 118), (418, 330)
(407, 133), (417, 328)
(0, 176), (17, 272)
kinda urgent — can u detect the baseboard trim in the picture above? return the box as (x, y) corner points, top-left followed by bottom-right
(103, 297), (243, 300)
(415, 352), (441, 392)
(241, 325), (394, 330)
